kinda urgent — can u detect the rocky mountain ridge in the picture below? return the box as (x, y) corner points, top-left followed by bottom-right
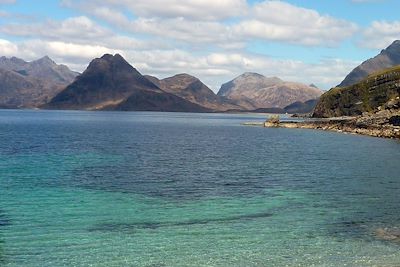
(0, 56), (78, 108)
(217, 72), (323, 109)
(338, 40), (400, 87)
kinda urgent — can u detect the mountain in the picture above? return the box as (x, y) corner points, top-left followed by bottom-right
(313, 65), (400, 118)
(145, 73), (242, 111)
(0, 56), (78, 108)
(45, 54), (210, 112)
(217, 72), (323, 109)
(338, 40), (400, 87)
(0, 56), (77, 84)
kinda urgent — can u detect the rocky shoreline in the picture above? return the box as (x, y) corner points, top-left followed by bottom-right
(245, 111), (400, 139)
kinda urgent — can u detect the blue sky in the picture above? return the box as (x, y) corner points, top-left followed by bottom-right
(0, 0), (399, 91)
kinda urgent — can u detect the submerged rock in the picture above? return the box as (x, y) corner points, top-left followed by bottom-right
(375, 227), (400, 242)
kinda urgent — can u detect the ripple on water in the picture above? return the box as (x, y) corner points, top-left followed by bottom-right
(0, 210), (11, 264)
(89, 211), (273, 233)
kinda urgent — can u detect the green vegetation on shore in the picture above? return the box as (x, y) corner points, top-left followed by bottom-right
(313, 66), (400, 118)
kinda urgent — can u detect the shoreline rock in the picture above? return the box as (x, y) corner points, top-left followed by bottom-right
(244, 111), (400, 139)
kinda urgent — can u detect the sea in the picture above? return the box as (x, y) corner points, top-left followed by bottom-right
(0, 110), (400, 266)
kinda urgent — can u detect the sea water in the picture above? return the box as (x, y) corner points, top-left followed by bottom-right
(0, 110), (400, 266)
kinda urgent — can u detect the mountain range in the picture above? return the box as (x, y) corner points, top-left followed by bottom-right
(45, 54), (209, 112)
(0, 56), (78, 108)
(4, 39), (400, 114)
(42, 54), (323, 112)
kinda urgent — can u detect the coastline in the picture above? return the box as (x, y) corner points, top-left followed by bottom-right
(244, 111), (400, 139)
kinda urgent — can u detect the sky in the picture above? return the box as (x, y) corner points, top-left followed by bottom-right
(0, 0), (399, 91)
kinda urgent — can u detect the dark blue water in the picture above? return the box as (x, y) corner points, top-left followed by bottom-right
(1, 110), (400, 266)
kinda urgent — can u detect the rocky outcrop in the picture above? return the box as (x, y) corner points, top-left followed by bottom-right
(259, 109), (400, 139)
(218, 72), (323, 109)
(314, 66), (400, 118)
(374, 227), (400, 242)
(0, 56), (78, 108)
(339, 40), (400, 87)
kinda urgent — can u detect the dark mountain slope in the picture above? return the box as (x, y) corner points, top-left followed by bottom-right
(338, 40), (400, 87)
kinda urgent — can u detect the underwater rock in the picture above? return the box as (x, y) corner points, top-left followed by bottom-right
(374, 227), (400, 242)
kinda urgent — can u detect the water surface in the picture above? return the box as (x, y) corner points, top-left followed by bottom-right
(1, 110), (400, 266)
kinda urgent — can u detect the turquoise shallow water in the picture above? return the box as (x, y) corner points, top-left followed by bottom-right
(1, 110), (400, 266)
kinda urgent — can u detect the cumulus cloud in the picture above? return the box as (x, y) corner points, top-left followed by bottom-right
(360, 20), (400, 49)
(0, 16), (161, 50)
(233, 1), (358, 46)
(1, 16), (110, 41)
(60, 0), (357, 47)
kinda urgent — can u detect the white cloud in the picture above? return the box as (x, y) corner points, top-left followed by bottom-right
(234, 1), (358, 46)
(360, 20), (400, 49)
(0, 39), (18, 55)
(60, 0), (357, 47)
(0, 16), (110, 41)
(0, 16), (160, 50)
(130, 17), (238, 45)
(62, 0), (247, 21)
(22, 40), (121, 60)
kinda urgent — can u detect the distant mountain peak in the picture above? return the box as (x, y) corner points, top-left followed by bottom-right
(388, 39), (400, 47)
(100, 53), (126, 63)
(86, 53), (140, 77)
(0, 55), (78, 108)
(241, 72), (265, 77)
(339, 40), (400, 87)
(35, 55), (55, 65)
(173, 73), (197, 79)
